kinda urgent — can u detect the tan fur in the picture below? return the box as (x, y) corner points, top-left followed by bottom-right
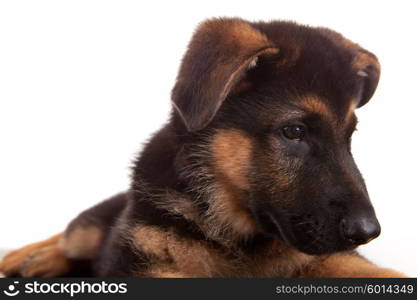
(152, 192), (201, 223)
(198, 19), (279, 113)
(339, 38), (380, 72)
(210, 129), (257, 236)
(132, 226), (171, 260)
(304, 253), (407, 278)
(301, 95), (357, 138)
(146, 269), (191, 278)
(219, 47), (278, 103)
(209, 181), (257, 237)
(211, 129), (252, 189)
(353, 51), (380, 73)
(60, 226), (103, 259)
(201, 18), (272, 50)
(131, 224), (319, 277)
(345, 99), (358, 125)
(19, 245), (71, 277)
(131, 225), (235, 277)
(0, 233), (70, 277)
(300, 95), (335, 124)
(172, 18), (279, 132)
(251, 245), (315, 277)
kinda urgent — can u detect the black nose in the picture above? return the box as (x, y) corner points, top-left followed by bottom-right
(341, 216), (381, 245)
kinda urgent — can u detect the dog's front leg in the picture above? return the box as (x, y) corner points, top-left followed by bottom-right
(302, 253), (406, 278)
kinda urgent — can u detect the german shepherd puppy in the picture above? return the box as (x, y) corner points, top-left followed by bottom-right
(0, 18), (405, 277)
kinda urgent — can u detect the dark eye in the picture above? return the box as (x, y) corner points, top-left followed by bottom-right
(282, 125), (306, 141)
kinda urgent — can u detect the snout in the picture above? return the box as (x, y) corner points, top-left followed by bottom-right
(340, 213), (381, 246)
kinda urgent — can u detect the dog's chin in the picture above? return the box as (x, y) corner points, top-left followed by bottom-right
(288, 238), (357, 255)
(267, 215), (356, 255)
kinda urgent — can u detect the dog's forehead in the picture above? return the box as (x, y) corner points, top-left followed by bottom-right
(295, 95), (357, 128)
(252, 22), (366, 118)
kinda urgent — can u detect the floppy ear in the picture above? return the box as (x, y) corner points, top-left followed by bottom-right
(171, 18), (278, 132)
(318, 28), (381, 108)
(355, 51), (381, 108)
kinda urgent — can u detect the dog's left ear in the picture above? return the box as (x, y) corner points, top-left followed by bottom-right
(355, 51), (381, 108)
(171, 18), (278, 132)
(318, 28), (381, 108)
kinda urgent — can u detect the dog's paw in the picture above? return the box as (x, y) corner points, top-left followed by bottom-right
(0, 244), (41, 276)
(0, 250), (22, 276)
(19, 245), (71, 277)
(0, 233), (66, 277)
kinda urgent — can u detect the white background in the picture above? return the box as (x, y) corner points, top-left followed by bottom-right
(0, 0), (416, 276)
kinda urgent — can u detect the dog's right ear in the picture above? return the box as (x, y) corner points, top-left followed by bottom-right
(171, 18), (278, 132)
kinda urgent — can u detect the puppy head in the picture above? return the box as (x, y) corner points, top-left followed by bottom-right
(172, 18), (381, 255)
